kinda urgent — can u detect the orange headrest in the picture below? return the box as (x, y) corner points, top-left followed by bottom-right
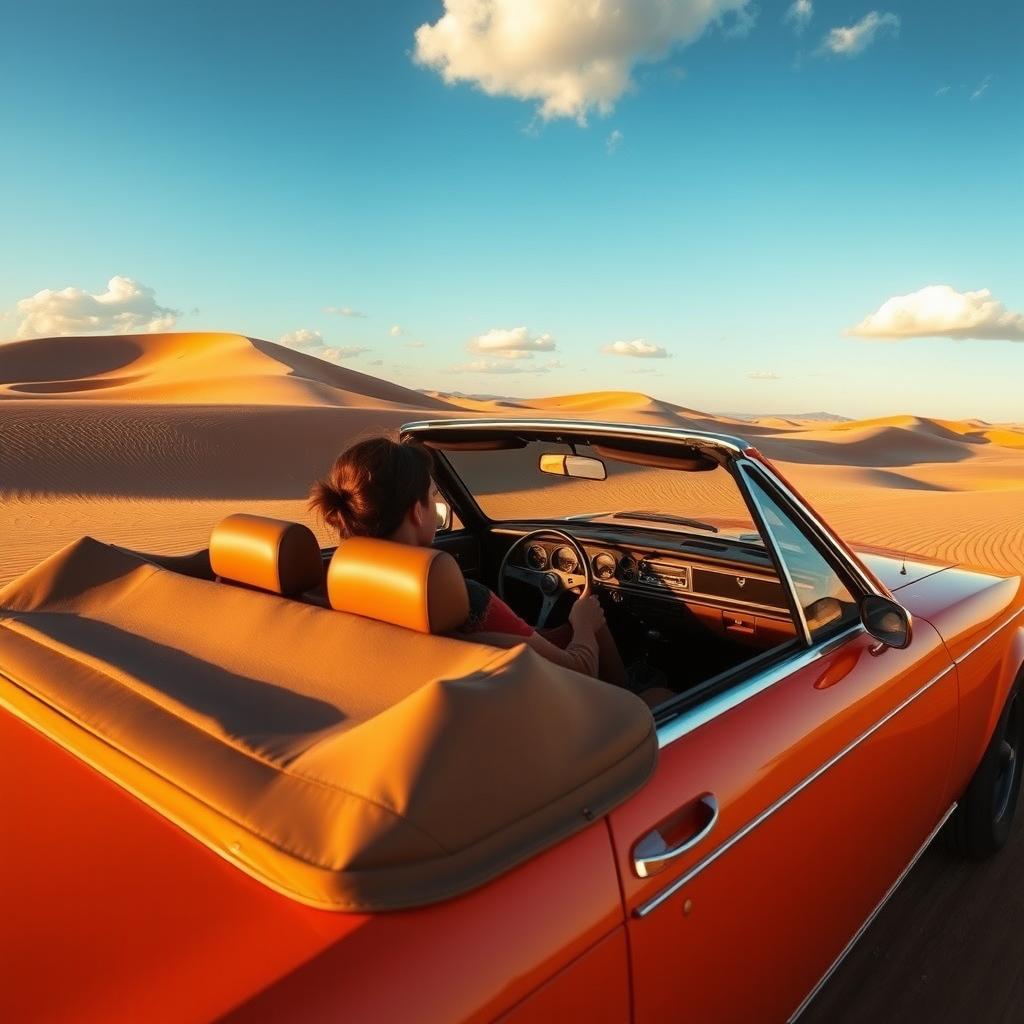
(210, 514), (323, 596)
(327, 537), (469, 634)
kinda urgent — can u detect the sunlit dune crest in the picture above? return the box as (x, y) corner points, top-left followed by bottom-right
(2, 331), (1024, 586)
(0, 331), (454, 410)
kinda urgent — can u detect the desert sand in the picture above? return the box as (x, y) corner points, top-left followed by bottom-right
(2, 331), (1023, 587)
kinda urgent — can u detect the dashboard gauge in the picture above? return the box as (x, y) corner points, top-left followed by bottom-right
(618, 556), (637, 581)
(526, 544), (548, 570)
(592, 552), (617, 581)
(553, 546), (579, 573)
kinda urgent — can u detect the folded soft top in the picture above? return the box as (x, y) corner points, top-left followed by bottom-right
(0, 537), (656, 911)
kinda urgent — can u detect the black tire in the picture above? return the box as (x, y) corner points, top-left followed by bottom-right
(946, 680), (1024, 859)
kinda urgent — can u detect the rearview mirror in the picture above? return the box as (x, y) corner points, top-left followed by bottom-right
(539, 453), (607, 480)
(860, 595), (912, 649)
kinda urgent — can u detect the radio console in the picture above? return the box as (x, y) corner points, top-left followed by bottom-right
(637, 559), (692, 592)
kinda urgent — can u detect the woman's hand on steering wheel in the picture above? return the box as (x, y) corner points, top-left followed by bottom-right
(497, 528), (593, 630)
(569, 593), (606, 636)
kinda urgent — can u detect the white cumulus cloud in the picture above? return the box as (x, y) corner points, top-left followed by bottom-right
(847, 285), (1024, 342)
(320, 345), (370, 361)
(15, 276), (180, 339)
(784, 0), (812, 32)
(468, 326), (556, 359)
(820, 11), (899, 56)
(278, 328), (325, 349)
(414, 0), (753, 124)
(602, 338), (670, 358)
(389, 324), (405, 336)
(324, 305), (366, 318)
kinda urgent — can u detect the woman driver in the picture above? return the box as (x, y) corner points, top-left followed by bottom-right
(309, 435), (626, 683)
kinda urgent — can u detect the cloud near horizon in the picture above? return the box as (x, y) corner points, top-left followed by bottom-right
(451, 358), (555, 375)
(820, 11), (899, 56)
(14, 276), (180, 339)
(847, 285), (1024, 341)
(749, 370), (781, 380)
(414, 0), (753, 124)
(602, 338), (670, 358)
(278, 328), (324, 349)
(468, 326), (556, 359)
(324, 305), (366, 318)
(279, 330), (370, 362)
(320, 346), (370, 361)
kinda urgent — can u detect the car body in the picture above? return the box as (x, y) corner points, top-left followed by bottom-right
(3, 417), (1023, 1024)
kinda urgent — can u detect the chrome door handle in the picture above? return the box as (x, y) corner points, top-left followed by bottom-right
(632, 793), (719, 878)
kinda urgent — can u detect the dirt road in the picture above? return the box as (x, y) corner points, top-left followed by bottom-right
(803, 823), (1024, 1023)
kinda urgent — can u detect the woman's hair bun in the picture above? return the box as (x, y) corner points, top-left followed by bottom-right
(308, 435), (434, 540)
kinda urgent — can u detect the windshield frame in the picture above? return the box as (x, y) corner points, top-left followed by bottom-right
(403, 417), (752, 535)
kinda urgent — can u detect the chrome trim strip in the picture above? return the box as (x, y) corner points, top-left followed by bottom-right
(954, 605), (1024, 666)
(401, 418), (749, 456)
(786, 802), (958, 1022)
(737, 461), (813, 646)
(636, 660), (955, 918)
(656, 624), (864, 749)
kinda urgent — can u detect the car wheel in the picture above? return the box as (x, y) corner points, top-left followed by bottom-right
(947, 681), (1024, 859)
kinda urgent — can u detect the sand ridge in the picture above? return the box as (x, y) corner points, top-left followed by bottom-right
(2, 331), (1023, 585)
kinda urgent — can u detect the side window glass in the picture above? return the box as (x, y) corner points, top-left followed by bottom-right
(744, 471), (860, 642)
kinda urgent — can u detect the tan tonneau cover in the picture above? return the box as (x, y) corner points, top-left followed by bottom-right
(0, 538), (656, 911)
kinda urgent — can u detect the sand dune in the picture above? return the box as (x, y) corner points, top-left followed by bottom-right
(2, 331), (1023, 585)
(0, 332), (455, 409)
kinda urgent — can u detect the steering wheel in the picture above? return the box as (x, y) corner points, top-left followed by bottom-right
(498, 529), (593, 630)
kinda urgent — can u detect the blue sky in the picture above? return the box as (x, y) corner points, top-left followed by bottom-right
(2, 0), (1021, 419)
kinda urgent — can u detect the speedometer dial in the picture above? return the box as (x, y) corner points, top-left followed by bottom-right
(592, 552), (616, 580)
(526, 544), (548, 570)
(553, 546), (579, 573)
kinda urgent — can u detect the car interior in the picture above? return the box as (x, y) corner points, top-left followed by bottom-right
(134, 428), (843, 716)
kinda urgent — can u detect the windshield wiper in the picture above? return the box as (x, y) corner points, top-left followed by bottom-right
(613, 511), (719, 533)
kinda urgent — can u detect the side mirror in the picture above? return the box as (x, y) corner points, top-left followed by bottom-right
(860, 594), (912, 649)
(539, 453), (607, 480)
(435, 499), (452, 531)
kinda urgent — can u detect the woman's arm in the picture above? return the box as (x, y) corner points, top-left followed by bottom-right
(525, 628), (599, 677)
(524, 593), (607, 677)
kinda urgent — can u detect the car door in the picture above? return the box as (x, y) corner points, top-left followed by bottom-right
(607, 461), (958, 1023)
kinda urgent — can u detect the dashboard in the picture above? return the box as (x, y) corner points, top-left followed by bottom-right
(496, 523), (797, 645)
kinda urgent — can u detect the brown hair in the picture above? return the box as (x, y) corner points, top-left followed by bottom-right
(309, 436), (434, 539)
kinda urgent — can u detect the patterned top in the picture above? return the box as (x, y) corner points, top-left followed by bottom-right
(461, 578), (534, 637)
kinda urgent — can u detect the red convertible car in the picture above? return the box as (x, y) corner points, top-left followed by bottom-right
(2, 418), (1023, 1023)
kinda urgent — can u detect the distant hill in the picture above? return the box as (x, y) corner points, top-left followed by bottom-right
(720, 411), (852, 424)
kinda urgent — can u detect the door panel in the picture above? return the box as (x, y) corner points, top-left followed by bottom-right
(433, 529), (482, 579)
(610, 623), (957, 1022)
(496, 928), (631, 1024)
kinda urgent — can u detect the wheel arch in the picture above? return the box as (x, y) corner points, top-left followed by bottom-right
(972, 625), (1024, 775)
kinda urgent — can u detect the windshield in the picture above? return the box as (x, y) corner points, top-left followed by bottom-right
(443, 440), (758, 539)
